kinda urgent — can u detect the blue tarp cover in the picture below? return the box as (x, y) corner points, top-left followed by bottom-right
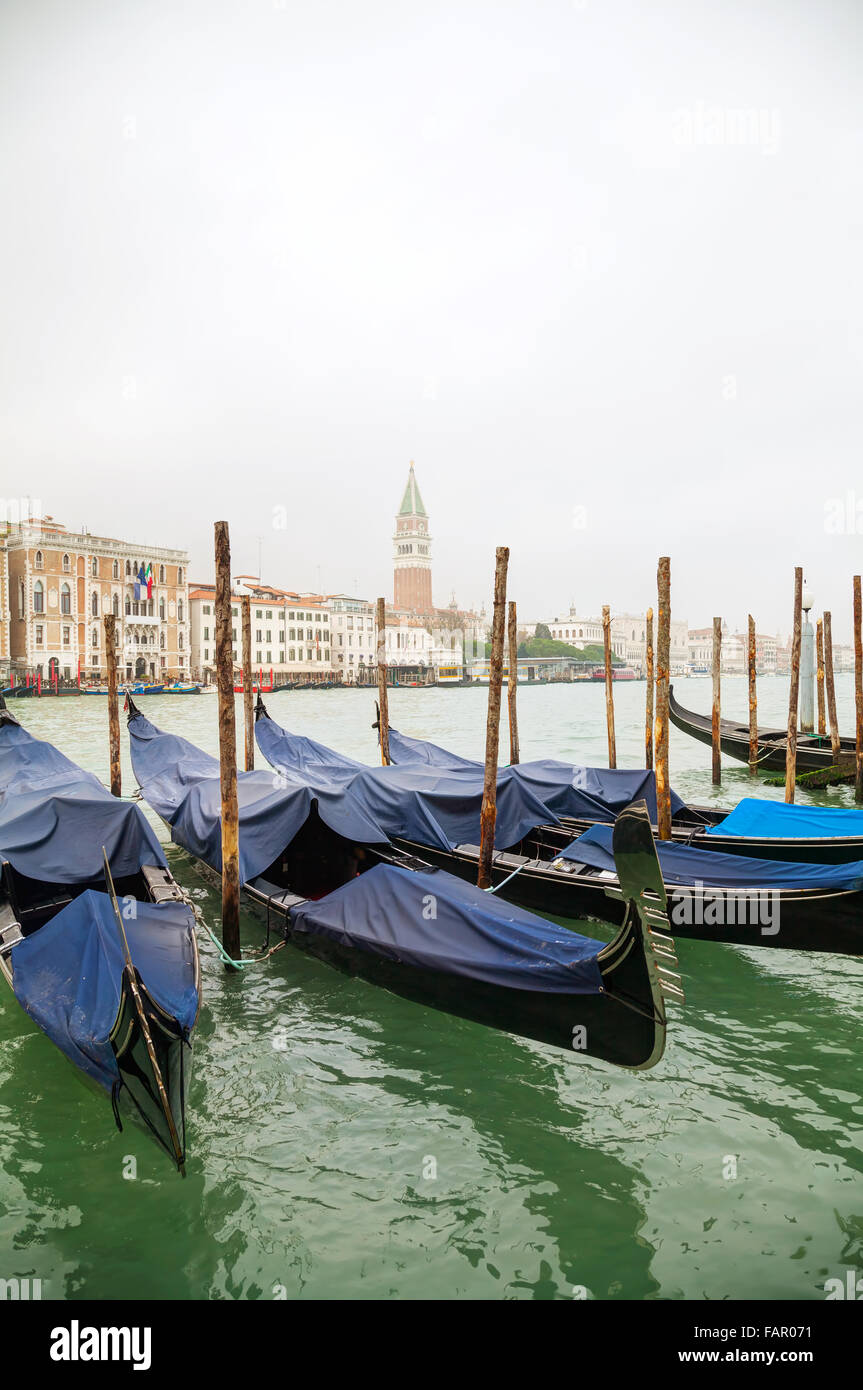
(560, 823), (863, 890)
(12, 889), (198, 1091)
(291, 862), (605, 994)
(0, 718), (166, 882)
(130, 711), (390, 883)
(710, 798), (863, 840)
(256, 713), (558, 850)
(387, 726), (481, 770)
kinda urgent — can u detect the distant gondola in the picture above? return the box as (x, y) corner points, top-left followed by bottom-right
(668, 684), (854, 773)
(128, 699), (680, 1071)
(0, 700), (200, 1172)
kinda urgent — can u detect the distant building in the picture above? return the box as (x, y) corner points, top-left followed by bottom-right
(189, 578), (332, 682)
(393, 462), (433, 613)
(546, 604), (688, 675)
(5, 516), (189, 684)
(329, 595), (377, 682)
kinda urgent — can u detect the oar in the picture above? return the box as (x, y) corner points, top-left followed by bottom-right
(101, 848), (186, 1176)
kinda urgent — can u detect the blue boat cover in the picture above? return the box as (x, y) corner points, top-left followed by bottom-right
(129, 711), (390, 883)
(709, 798), (863, 840)
(0, 717), (166, 882)
(12, 890), (199, 1092)
(256, 712), (559, 851)
(291, 862), (604, 994)
(260, 713), (685, 836)
(559, 823), (863, 890)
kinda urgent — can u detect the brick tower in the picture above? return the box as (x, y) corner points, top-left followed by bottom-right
(393, 462), (433, 612)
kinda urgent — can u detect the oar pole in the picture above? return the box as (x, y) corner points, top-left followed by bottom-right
(748, 614), (758, 774)
(375, 597), (390, 765)
(823, 610), (841, 762)
(602, 604), (616, 768)
(655, 557), (671, 840)
(507, 600), (520, 765)
(785, 567), (803, 804)
(815, 618), (826, 737)
(103, 614), (121, 797)
(711, 616), (722, 786)
(644, 606), (654, 770)
(241, 595), (254, 771)
(478, 546), (509, 890)
(214, 521), (241, 967)
(855, 576), (863, 803)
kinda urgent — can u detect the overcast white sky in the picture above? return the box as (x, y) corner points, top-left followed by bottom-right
(2, 0), (862, 637)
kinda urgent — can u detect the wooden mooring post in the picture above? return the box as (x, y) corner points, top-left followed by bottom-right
(241, 595), (254, 771)
(785, 567), (803, 804)
(602, 604), (616, 769)
(711, 616), (722, 786)
(103, 614), (121, 797)
(823, 611), (841, 763)
(214, 521), (241, 967)
(855, 576), (863, 803)
(748, 614), (758, 774)
(815, 618), (826, 737)
(478, 546), (509, 890)
(655, 557), (671, 840)
(507, 600), (520, 765)
(644, 606), (654, 771)
(376, 597), (390, 766)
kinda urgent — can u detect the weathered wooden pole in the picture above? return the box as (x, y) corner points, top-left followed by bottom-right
(644, 606), (654, 770)
(478, 546), (509, 890)
(375, 597), (390, 766)
(855, 576), (863, 803)
(241, 595), (254, 771)
(823, 610), (841, 762)
(747, 614), (758, 774)
(602, 604), (616, 769)
(214, 521), (241, 967)
(655, 557), (672, 839)
(711, 616), (722, 786)
(103, 614), (121, 797)
(784, 567), (803, 804)
(507, 599), (520, 765)
(815, 618), (826, 737)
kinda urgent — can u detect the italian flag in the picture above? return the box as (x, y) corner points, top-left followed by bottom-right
(145, 563), (153, 599)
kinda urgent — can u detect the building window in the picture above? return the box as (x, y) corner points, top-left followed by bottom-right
(126, 560), (132, 575)
(177, 567), (183, 585)
(204, 648), (209, 661)
(179, 633), (184, 650)
(177, 600), (184, 622)
(289, 648), (296, 662)
(33, 580), (45, 613)
(91, 592), (99, 617)
(91, 556), (98, 576)
(256, 651), (262, 664)
(62, 553), (70, 572)
(256, 629), (262, 643)
(112, 559), (119, 579)
(279, 650), (284, 663)
(203, 604), (211, 616)
(35, 624), (44, 645)
(62, 626), (70, 647)
(203, 627), (209, 641)
(92, 627), (99, 647)
(125, 596), (131, 615)
(112, 594), (120, 617)
(34, 550), (43, 569)
(159, 598), (166, 620)
(60, 582), (71, 615)
(160, 633), (165, 649)
(159, 564), (166, 583)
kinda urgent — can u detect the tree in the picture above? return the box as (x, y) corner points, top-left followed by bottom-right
(534, 622), (552, 639)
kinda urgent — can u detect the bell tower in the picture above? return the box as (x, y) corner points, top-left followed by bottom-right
(393, 462), (433, 612)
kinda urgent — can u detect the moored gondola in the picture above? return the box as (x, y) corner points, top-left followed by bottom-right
(0, 699), (200, 1171)
(128, 699), (680, 1070)
(668, 684), (854, 773)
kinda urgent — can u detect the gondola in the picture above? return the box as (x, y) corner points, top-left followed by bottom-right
(668, 684), (854, 773)
(0, 699), (200, 1172)
(253, 702), (863, 954)
(127, 699), (680, 1070)
(381, 720), (863, 866)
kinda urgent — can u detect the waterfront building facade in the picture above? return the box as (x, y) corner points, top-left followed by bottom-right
(5, 516), (189, 683)
(189, 579), (333, 682)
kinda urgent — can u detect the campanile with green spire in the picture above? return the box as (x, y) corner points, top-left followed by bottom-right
(393, 461), (433, 612)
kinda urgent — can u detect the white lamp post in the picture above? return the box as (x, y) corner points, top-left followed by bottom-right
(800, 584), (815, 734)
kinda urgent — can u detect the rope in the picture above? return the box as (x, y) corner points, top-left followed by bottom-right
(483, 861), (528, 893)
(176, 882), (284, 969)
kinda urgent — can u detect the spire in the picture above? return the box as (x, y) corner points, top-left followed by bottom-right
(398, 461), (427, 518)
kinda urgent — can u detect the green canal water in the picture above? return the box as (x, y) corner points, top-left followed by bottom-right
(1, 678), (861, 1301)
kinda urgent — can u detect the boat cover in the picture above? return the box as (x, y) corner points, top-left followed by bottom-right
(559, 824), (863, 890)
(12, 890), (199, 1091)
(708, 798), (863, 840)
(291, 862), (604, 994)
(129, 711), (391, 882)
(256, 712), (559, 851)
(262, 713), (686, 828)
(0, 717), (166, 882)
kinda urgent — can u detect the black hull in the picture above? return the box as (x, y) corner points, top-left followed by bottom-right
(392, 839), (863, 956)
(112, 972), (193, 1169)
(669, 684), (854, 773)
(553, 814), (863, 866)
(242, 872), (667, 1069)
